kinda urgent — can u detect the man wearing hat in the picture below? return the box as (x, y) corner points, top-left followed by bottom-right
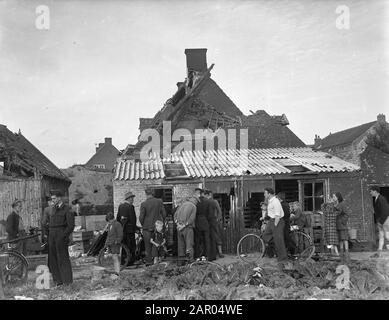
(116, 191), (137, 265)
(140, 189), (166, 265)
(48, 190), (74, 286)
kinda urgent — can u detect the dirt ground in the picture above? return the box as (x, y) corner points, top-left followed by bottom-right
(3, 252), (389, 300)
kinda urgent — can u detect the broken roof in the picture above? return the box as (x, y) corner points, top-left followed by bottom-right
(114, 147), (359, 181)
(0, 124), (70, 182)
(317, 121), (376, 150)
(128, 56), (305, 157)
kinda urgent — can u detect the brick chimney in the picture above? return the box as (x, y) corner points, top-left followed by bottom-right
(377, 113), (386, 124)
(314, 134), (322, 148)
(184, 48), (207, 73)
(105, 137), (112, 145)
(96, 143), (104, 152)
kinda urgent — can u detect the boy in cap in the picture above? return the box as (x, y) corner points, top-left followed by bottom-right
(117, 191), (137, 265)
(105, 212), (123, 275)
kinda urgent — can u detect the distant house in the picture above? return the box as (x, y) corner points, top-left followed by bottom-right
(114, 48), (374, 253)
(85, 137), (120, 172)
(0, 124), (71, 235)
(314, 114), (389, 199)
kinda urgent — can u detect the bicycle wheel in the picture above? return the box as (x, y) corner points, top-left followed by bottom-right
(237, 234), (265, 264)
(292, 231), (315, 261)
(98, 244), (130, 271)
(0, 251), (29, 285)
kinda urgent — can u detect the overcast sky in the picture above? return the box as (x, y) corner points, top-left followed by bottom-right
(0, 0), (388, 168)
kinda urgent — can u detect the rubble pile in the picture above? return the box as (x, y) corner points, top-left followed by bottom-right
(4, 257), (389, 300)
(118, 259), (389, 300)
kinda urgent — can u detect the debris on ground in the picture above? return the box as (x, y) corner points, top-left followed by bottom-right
(3, 256), (389, 300)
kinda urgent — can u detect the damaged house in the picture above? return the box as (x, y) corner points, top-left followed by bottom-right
(114, 48), (373, 253)
(0, 124), (71, 236)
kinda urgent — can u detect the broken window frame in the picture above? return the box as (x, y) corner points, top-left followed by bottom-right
(301, 180), (325, 212)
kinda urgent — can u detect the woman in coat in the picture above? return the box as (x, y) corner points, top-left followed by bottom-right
(334, 192), (350, 262)
(322, 196), (339, 256)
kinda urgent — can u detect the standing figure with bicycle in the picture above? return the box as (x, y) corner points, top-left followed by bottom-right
(262, 188), (288, 263)
(6, 199), (26, 254)
(116, 191), (137, 266)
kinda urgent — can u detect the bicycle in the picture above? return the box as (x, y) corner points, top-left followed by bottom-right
(0, 228), (43, 285)
(237, 220), (315, 264)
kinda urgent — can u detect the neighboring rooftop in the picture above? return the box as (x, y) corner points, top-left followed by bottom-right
(0, 124), (70, 182)
(85, 137), (120, 171)
(315, 114), (386, 150)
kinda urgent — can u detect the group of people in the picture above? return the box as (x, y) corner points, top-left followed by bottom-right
(111, 187), (225, 271)
(114, 189), (167, 268)
(255, 188), (299, 264)
(258, 188), (350, 263)
(4, 184), (388, 287)
(174, 187), (224, 264)
(321, 192), (351, 261)
(4, 191), (75, 287)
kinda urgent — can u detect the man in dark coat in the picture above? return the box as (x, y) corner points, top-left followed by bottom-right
(277, 192), (297, 255)
(205, 190), (224, 258)
(117, 191), (137, 265)
(139, 189), (166, 265)
(194, 188), (216, 261)
(370, 186), (389, 258)
(48, 190), (74, 286)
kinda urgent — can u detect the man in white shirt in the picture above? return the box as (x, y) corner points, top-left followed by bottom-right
(262, 188), (288, 262)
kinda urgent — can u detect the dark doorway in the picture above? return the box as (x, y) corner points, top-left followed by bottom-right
(275, 180), (299, 203)
(244, 192), (264, 228)
(150, 187), (176, 255)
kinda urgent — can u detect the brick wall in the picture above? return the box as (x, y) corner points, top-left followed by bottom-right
(328, 174), (374, 242)
(173, 182), (202, 207)
(113, 179), (163, 226)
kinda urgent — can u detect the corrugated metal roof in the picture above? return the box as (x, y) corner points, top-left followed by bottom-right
(113, 147), (360, 181)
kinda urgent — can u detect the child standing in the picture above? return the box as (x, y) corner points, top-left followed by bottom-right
(105, 212), (123, 275)
(150, 220), (166, 264)
(334, 192), (350, 263)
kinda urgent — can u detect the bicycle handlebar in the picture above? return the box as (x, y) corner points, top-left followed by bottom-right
(0, 233), (39, 245)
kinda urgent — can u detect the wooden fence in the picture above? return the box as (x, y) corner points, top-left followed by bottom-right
(0, 178), (42, 237)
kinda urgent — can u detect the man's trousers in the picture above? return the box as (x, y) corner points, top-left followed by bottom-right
(48, 228), (73, 284)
